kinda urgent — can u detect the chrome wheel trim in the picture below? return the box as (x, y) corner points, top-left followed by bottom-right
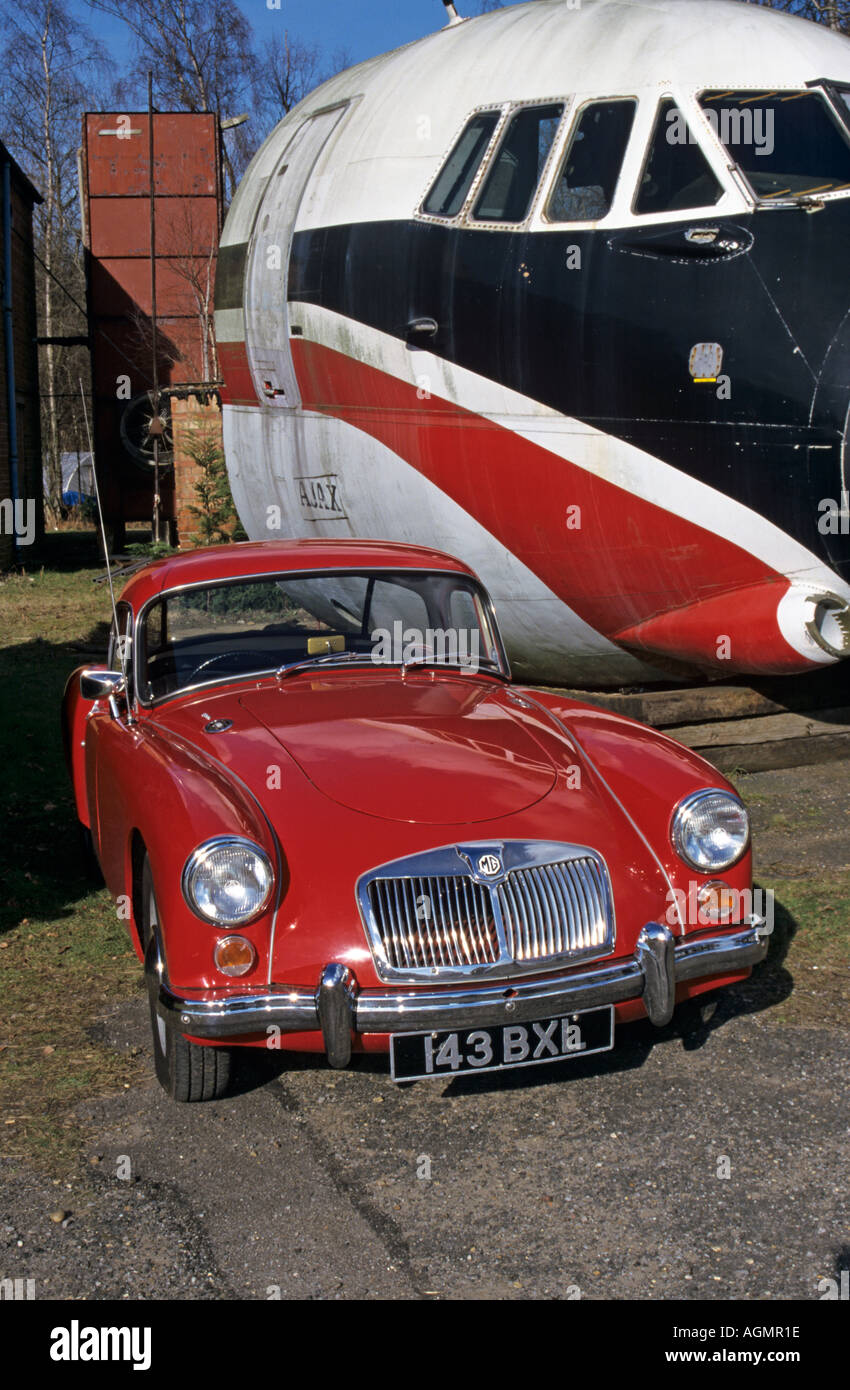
(148, 883), (168, 1054)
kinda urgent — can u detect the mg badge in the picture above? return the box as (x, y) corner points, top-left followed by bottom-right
(477, 853), (502, 878)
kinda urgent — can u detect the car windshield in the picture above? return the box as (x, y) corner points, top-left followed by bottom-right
(138, 569), (508, 701)
(698, 89), (850, 201)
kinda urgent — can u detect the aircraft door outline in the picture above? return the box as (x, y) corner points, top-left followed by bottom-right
(245, 104), (350, 408)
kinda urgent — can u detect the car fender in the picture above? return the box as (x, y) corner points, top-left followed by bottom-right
(93, 717), (282, 989)
(525, 692), (754, 925)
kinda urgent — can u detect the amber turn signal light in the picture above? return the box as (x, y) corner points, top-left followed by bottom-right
(696, 881), (737, 922)
(214, 935), (257, 977)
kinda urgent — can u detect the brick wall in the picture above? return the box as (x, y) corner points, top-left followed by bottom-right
(171, 392), (224, 547)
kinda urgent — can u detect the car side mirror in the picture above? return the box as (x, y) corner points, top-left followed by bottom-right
(80, 669), (127, 718)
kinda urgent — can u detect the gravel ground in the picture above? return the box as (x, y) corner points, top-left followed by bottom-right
(741, 761), (850, 877)
(1, 763), (847, 1302)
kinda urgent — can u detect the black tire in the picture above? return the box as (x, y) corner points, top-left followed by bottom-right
(78, 824), (104, 885)
(141, 857), (232, 1102)
(674, 992), (720, 1044)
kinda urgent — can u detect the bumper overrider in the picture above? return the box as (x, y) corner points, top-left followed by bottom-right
(151, 922), (768, 1069)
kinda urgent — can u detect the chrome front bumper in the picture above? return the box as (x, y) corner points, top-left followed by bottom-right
(151, 922), (768, 1069)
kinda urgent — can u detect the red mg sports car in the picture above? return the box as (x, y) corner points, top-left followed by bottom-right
(62, 540), (767, 1100)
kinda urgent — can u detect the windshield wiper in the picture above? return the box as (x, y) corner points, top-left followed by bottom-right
(400, 653), (506, 678)
(275, 651), (368, 680)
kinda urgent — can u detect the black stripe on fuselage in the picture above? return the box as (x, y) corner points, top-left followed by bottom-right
(287, 209), (850, 580)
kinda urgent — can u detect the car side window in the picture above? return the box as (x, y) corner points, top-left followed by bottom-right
(547, 99), (637, 222)
(366, 579), (430, 634)
(634, 97), (723, 215)
(473, 102), (565, 223)
(423, 111), (501, 218)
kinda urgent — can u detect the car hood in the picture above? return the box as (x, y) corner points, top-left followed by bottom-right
(237, 675), (557, 823)
(145, 676), (682, 986)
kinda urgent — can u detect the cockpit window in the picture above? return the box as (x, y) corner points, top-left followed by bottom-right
(547, 99), (636, 222)
(698, 89), (850, 200)
(472, 102), (564, 222)
(423, 111), (500, 217)
(634, 98), (724, 215)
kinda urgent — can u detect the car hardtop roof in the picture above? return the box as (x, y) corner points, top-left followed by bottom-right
(119, 538), (478, 609)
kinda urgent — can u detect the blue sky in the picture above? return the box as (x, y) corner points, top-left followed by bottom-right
(252, 0), (482, 64)
(71, 1), (509, 79)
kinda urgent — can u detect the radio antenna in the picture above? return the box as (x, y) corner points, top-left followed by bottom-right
(80, 378), (127, 682)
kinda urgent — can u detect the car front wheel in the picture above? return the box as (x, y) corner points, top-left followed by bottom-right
(141, 857), (232, 1102)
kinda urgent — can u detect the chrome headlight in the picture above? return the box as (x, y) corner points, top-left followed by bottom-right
(671, 789), (750, 873)
(182, 837), (274, 926)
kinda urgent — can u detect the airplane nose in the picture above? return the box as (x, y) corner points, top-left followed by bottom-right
(778, 587), (850, 661)
(815, 598), (850, 656)
(806, 595), (850, 657)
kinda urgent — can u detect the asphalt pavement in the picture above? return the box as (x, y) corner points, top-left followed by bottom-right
(2, 762), (848, 1301)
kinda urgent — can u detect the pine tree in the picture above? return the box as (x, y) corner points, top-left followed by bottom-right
(185, 431), (246, 546)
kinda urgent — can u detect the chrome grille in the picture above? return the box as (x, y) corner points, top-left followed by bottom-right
(367, 875), (500, 971)
(496, 857), (610, 961)
(358, 841), (615, 983)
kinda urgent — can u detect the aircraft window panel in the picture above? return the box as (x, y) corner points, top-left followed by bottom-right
(634, 98), (724, 215)
(547, 99), (637, 222)
(423, 111), (501, 218)
(472, 102), (565, 223)
(698, 89), (850, 200)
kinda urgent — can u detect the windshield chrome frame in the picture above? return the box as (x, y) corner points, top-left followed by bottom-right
(132, 565), (511, 708)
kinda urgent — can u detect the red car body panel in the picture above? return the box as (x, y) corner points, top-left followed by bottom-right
(62, 540), (759, 1064)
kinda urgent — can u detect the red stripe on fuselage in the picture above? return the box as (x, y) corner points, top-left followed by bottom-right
(218, 341), (259, 406)
(289, 337), (802, 669)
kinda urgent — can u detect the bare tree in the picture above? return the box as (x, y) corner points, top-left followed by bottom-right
(85, 0), (354, 193)
(0, 0), (112, 523)
(746, 0), (849, 34)
(85, 0), (258, 198)
(252, 31), (352, 134)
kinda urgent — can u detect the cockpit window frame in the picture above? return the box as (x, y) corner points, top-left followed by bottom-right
(630, 94), (726, 219)
(542, 96), (639, 226)
(417, 102), (512, 226)
(470, 99), (568, 226)
(417, 97), (572, 230)
(695, 84), (850, 210)
(420, 107), (506, 221)
(806, 77), (850, 137)
(417, 89), (762, 233)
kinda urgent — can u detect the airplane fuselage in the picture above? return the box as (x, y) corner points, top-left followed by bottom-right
(215, 0), (850, 685)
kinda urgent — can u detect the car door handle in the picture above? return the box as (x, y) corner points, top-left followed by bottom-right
(405, 316), (439, 343)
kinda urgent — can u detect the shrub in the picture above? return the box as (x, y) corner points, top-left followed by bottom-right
(185, 431), (246, 546)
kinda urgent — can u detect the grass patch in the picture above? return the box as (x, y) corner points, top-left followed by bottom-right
(754, 871), (850, 1029)
(0, 533), (143, 1170)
